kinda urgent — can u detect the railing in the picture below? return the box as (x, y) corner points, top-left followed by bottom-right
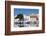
(14, 20), (39, 24)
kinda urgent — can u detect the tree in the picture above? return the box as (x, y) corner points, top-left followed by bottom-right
(15, 14), (24, 20)
(15, 13), (24, 27)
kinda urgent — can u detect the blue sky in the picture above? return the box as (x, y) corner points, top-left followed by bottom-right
(14, 8), (39, 16)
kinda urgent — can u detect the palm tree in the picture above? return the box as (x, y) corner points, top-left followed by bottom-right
(15, 13), (24, 20)
(15, 12), (24, 27)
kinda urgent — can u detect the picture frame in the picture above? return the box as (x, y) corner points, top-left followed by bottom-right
(5, 1), (45, 35)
